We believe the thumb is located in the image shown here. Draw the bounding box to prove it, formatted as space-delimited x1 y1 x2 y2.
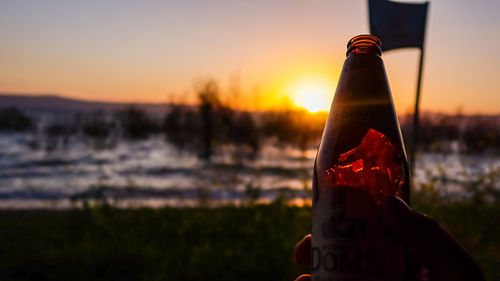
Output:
381 196 485 281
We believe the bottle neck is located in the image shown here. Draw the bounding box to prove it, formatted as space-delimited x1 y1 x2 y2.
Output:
346 35 382 57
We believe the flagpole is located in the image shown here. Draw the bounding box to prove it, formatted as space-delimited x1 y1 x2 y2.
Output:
410 46 425 178
410 1 429 180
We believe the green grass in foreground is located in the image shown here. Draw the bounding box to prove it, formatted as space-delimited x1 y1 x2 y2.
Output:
0 190 498 281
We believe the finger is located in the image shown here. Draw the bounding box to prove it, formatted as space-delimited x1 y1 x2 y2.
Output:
294 234 311 267
294 274 311 281
382 196 485 281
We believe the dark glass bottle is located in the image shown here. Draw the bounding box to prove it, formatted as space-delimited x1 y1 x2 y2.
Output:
311 35 409 281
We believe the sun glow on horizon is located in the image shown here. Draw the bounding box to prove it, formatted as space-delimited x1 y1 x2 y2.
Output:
288 77 334 113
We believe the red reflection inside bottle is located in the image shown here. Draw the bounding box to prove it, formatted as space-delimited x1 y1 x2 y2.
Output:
324 128 404 203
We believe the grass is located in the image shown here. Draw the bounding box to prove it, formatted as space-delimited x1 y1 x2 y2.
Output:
0 190 498 281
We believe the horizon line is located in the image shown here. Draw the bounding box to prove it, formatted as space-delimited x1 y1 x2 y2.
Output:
1 91 499 116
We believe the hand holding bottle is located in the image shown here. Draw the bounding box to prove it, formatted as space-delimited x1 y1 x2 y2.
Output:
294 196 486 281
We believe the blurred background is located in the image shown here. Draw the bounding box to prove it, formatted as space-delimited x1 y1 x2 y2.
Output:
0 0 499 280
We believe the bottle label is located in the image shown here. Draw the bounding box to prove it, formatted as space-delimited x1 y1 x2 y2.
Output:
312 187 404 281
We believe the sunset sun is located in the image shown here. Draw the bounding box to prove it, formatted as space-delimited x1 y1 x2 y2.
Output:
289 77 334 113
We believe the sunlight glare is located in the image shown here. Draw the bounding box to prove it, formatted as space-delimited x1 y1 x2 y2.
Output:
289 77 334 113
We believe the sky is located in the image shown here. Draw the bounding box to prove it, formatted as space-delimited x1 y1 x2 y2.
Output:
1 0 499 114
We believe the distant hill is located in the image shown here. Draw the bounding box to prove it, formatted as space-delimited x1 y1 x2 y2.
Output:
1 93 499 121
0 93 174 115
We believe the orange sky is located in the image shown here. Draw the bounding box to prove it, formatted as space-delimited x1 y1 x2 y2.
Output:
1 0 499 114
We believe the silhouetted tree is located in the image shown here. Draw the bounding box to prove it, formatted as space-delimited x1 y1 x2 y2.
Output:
83 111 114 139
198 80 220 160
116 106 159 140
45 123 76 151
228 111 260 157
82 110 118 149
0 107 32 131
163 105 201 152
260 110 325 151
164 79 263 160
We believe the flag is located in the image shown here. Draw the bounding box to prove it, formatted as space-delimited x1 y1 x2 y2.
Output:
369 0 429 51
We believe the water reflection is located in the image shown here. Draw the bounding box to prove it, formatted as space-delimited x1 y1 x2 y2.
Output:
0 133 499 208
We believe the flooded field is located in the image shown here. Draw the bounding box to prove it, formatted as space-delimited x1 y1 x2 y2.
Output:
0 133 499 208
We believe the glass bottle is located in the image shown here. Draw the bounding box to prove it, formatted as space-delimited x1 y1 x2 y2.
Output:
311 34 409 281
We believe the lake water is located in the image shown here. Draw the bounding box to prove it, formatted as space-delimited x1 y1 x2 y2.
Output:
0 133 498 209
